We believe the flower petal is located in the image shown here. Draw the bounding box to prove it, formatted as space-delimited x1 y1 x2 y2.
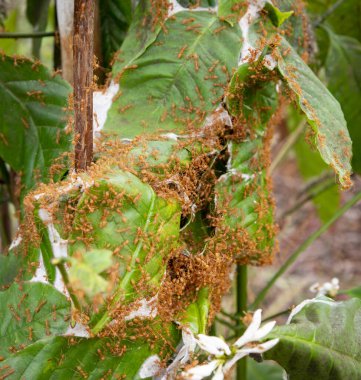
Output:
183 360 220 379
139 355 162 378
183 328 197 353
197 334 231 356
212 364 224 380
253 320 276 341
239 338 280 354
234 309 262 348
223 351 247 373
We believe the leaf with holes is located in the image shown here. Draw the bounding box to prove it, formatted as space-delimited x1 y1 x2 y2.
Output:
276 37 353 188
265 298 361 379
0 282 70 360
0 55 72 198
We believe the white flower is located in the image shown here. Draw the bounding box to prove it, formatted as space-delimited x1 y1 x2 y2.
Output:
196 335 231 356
182 309 279 380
184 360 221 380
139 328 197 380
310 278 340 297
138 355 162 379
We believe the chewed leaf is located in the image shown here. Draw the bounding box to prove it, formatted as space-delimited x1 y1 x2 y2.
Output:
276 37 353 188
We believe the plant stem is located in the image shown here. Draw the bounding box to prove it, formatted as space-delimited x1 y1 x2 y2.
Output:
53 260 82 311
73 0 95 171
220 308 239 321
215 316 239 331
236 265 248 380
0 31 55 39
251 190 361 309
270 120 305 174
262 308 292 322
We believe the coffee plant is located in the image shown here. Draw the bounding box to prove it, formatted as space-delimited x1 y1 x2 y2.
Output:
0 0 360 379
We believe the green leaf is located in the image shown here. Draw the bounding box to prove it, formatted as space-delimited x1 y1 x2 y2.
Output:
342 286 361 299
276 37 352 188
99 0 132 67
180 287 210 334
0 241 40 289
264 3 294 27
308 0 361 42
287 109 340 222
26 0 50 27
0 253 23 289
68 249 113 298
0 334 174 379
0 10 18 55
218 0 245 23
26 0 51 58
65 169 181 331
0 55 72 197
265 298 361 379
0 282 70 360
178 0 216 7
216 80 278 264
324 29 361 174
111 0 163 77
273 0 309 55
326 0 361 42
247 359 284 380
106 11 241 138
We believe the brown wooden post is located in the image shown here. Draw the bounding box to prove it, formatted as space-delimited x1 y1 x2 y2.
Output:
73 0 95 171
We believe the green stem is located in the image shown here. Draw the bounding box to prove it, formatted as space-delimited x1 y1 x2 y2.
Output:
53 259 82 311
215 316 239 331
220 308 239 321
251 190 361 309
236 265 248 380
262 308 292 322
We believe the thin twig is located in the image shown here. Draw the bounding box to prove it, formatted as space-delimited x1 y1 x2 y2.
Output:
270 121 306 174
220 309 239 321
0 31 55 39
281 176 336 219
215 316 239 331
73 0 95 171
262 308 292 322
314 0 347 28
251 190 361 309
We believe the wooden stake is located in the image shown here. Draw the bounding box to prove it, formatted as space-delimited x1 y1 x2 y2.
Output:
73 0 94 171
